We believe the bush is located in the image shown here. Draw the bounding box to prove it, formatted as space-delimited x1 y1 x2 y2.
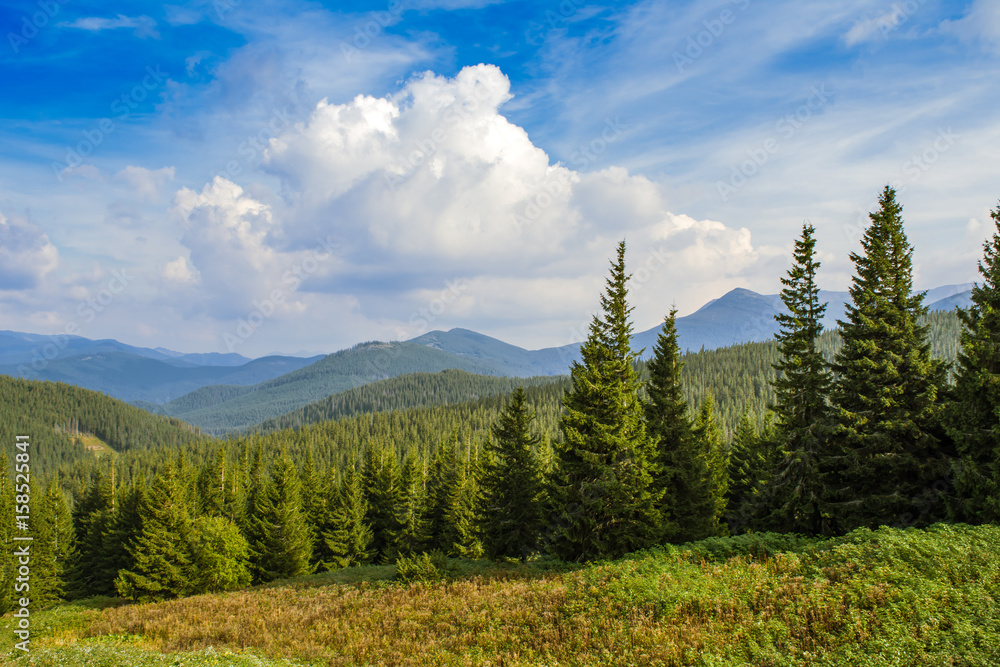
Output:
394 550 452 584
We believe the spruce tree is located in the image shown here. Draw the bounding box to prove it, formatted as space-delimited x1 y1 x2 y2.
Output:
115 464 194 601
362 442 403 562
645 307 698 541
948 202 1000 523
254 454 313 580
68 469 115 597
829 186 950 531
689 395 730 539
441 442 483 559
0 454 16 613
390 451 431 559
32 481 74 607
480 388 545 561
725 410 768 535
427 432 461 552
769 223 833 534
550 240 661 561
323 465 374 569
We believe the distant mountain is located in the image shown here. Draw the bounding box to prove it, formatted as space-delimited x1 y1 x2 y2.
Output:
0 283 973 432
157 341 515 433
0 330 252 367
0 330 322 404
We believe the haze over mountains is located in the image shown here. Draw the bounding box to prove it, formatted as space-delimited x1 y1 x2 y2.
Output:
0 284 972 433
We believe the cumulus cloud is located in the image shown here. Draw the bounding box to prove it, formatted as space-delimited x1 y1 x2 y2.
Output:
0 213 59 291
161 255 199 285
114 166 176 200
172 177 281 317
254 64 773 331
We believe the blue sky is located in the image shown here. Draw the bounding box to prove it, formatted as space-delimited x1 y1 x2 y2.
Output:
1 0 998 356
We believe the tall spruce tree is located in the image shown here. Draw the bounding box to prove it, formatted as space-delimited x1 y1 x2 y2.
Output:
948 202 1000 523
362 443 403 562
645 307 702 542
829 186 950 532
689 395 730 539
725 409 768 535
480 388 545 561
115 464 194 601
0 454 16 613
769 223 833 534
32 481 75 607
323 465 374 569
68 469 115 597
550 240 661 561
390 451 431 559
254 454 314 580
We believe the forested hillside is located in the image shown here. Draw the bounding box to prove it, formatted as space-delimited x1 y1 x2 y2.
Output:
156 341 517 433
0 376 203 474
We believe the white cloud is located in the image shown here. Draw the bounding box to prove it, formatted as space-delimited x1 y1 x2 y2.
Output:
114 166 176 201
172 177 281 317
253 64 772 340
844 8 904 46
59 14 159 39
161 256 199 285
941 0 1000 51
0 212 59 291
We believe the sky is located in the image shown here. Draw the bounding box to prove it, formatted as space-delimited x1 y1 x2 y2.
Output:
1 0 998 357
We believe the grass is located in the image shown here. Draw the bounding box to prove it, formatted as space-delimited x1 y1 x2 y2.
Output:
75 434 114 458
2 525 999 666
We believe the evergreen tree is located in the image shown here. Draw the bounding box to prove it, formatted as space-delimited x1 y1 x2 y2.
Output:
300 449 327 564
0 454 17 613
323 464 374 569
689 395 730 539
480 388 545 561
254 454 313 581
829 186 950 531
725 410 768 535
550 240 661 561
645 307 697 541
362 443 403 562
68 469 115 597
768 223 833 534
427 432 461 552
440 441 483 558
948 202 1000 523
115 464 194 601
197 447 227 517
31 481 75 607
390 451 431 559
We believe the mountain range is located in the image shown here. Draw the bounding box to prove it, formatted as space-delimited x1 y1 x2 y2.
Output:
0 284 972 432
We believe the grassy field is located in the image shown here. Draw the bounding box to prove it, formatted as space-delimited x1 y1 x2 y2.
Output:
2 524 998 666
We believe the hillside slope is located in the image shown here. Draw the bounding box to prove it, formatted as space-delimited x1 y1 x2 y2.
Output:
7 524 998 666
161 341 514 433
0 375 204 475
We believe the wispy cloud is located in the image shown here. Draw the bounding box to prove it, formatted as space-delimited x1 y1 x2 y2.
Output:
59 14 160 39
